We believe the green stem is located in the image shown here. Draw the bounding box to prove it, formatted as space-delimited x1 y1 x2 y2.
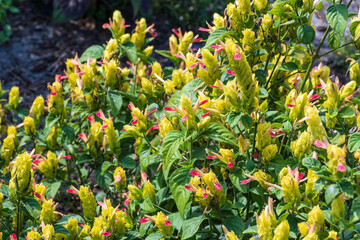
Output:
300 26 331 92
16 198 22 238
144 135 158 151
265 52 282 89
318 41 353 57
0 219 11 234
251 120 258 161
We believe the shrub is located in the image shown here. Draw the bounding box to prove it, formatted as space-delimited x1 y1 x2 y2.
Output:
1 0 360 239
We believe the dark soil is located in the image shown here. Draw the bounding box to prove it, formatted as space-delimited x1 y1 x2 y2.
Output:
0 0 176 108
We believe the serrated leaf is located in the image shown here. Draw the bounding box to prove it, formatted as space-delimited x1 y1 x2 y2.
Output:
279 62 298 71
123 42 138 64
325 184 341 204
107 90 123 117
204 27 229 48
162 131 184 179
326 4 348 37
80 45 104 62
181 214 207 239
297 24 315 44
169 168 192 217
204 122 238 146
328 30 341 49
348 133 360 152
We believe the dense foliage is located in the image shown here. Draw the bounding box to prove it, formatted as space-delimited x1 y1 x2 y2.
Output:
1 0 360 239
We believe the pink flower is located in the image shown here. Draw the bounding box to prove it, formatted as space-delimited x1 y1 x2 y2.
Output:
286 104 295 108
67 189 77 194
124 199 130 205
51 92 57 96
309 94 319 101
206 156 217 159
78 223 85 227
164 219 172 225
314 140 327 149
181 115 188 122
337 163 346 172
132 120 138 125
98 201 107 208
174 54 183 59
148 125 160 132
164 107 176 111
31 154 41 158
63 155 71 159
33 159 43 164
193 38 202 42
213 180 223 190
203 193 209 198
210 85 221 89
115 175 122 182
253 153 260 158
102 232 111 236
128 104 132 110
202 112 211 118
234 53 241 60
211 45 224 51
199 100 209 106
299 173 305 181
102 23 110 29
189 63 198 69
315 84 323 88
190 170 201 176
240 179 252 185
101 125 108 130
227 162 234 168
34 192 42 199
172 28 180 36
140 218 151 223
199 27 210 32
147 108 158 115
311 151 318 159
227 70 235 76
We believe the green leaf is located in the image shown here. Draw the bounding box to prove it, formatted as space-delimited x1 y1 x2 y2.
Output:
140 195 157 213
279 62 298 71
325 184 341 204
107 90 123 116
328 30 341 49
162 131 184 179
54 225 70 235
204 27 229 48
223 216 245 237
23 198 41 219
80 45 104 62
226 111 242 129
302 157 321 171
61 125 75 144
339 106 355 118
341 181 354 199
326 4 348 37
241 115 253 129
348 133 360 152
169 168 192 218
166 79 203 113
297 24 315 44
204 122 238 146
121 154 137 169
101 161 114 175
243 225 258 234
155 50 179 65
181 214 207 239
123 42 138 64
350 20 360 37
46 181 61 199
145 232 165 240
